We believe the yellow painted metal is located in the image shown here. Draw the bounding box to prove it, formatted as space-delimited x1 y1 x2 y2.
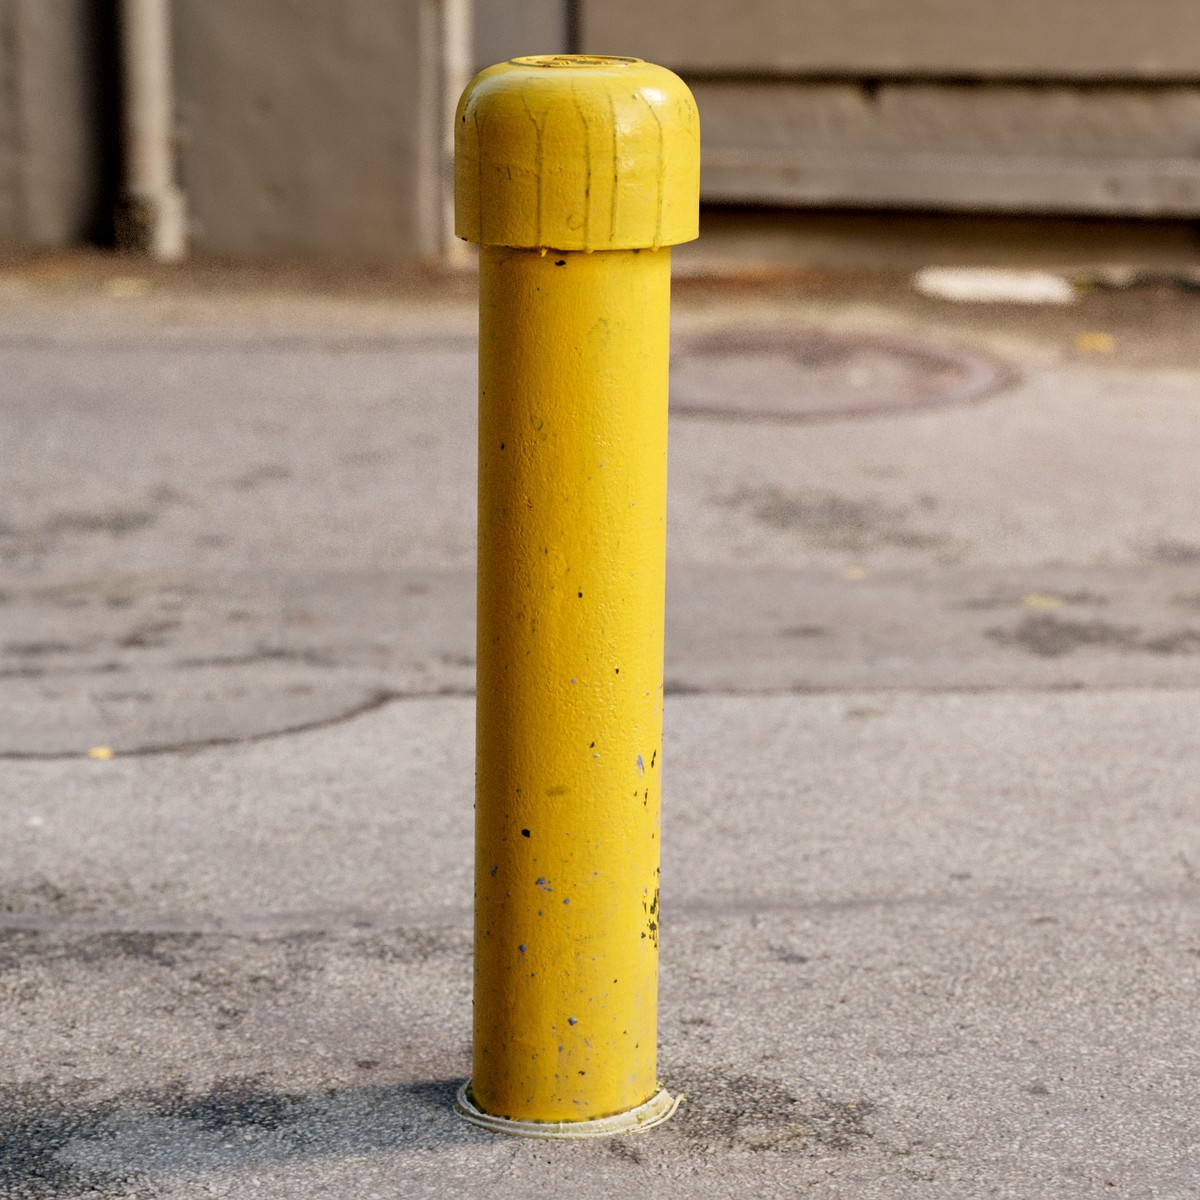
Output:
474 244 670 1123
457 55 699 1127
455 55 700 252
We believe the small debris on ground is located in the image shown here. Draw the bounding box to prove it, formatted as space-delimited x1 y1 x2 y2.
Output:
914 267 1076 306
1074 332 1117 354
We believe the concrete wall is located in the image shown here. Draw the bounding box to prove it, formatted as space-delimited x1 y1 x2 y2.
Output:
695 82 1200 217
0 0 112 249
583 0 1200 78
582 0 1200 217
473 0 566 71
4 0 1200 257
173 0 459 263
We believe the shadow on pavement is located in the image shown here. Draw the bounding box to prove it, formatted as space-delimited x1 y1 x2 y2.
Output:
0 1075 473 1198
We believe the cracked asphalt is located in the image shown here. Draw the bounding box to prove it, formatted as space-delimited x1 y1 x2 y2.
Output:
1 253 1199 1198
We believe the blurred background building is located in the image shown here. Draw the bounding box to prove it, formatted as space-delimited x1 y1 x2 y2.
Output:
3 0 1200 264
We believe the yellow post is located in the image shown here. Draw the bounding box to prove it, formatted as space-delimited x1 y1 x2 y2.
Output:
453 55 700 1137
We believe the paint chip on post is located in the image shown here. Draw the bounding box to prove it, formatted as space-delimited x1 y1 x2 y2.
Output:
914 267 1077 306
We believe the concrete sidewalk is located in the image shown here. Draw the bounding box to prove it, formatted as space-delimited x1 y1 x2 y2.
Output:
1 258 1198 1198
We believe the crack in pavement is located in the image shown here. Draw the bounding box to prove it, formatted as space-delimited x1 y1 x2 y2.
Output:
0 689 410 761
6 679 1200 760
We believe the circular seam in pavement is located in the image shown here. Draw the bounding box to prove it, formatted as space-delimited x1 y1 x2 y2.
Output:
670 327 1015 423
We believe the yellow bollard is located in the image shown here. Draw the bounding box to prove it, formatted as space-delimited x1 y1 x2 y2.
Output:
453 55 700 1137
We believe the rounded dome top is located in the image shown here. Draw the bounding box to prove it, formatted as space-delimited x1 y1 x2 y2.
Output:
455 56 700 252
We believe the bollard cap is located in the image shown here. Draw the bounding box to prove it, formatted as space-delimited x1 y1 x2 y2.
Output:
455 55 700 252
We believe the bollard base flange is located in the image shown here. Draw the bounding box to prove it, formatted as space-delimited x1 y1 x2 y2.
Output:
454 1081 682 1139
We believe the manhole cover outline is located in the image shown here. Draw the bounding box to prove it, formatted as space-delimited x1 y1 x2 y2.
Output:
669 327 1015 423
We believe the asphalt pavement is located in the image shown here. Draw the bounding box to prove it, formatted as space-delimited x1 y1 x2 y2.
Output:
1 254 1198 1198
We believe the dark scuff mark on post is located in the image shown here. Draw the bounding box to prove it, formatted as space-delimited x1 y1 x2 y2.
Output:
642 885 660 948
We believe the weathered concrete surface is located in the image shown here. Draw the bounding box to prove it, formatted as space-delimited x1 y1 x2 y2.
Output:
2 271 1200 750
6 561 1200 755
4 693 1199 1198
1 256 1198 1197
